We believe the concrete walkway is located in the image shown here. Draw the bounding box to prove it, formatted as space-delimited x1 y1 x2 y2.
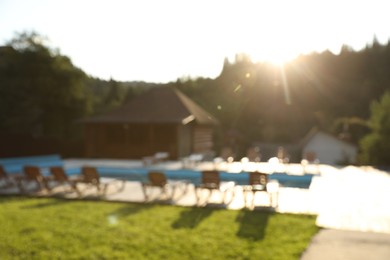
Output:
301 229 390 260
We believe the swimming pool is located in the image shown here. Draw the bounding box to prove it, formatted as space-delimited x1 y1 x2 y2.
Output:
76 167 317 189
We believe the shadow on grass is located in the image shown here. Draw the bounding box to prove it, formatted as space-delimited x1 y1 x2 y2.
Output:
108 203 155 220
0 195 19 204
21 198 70 209
235 210 272 241
171 207 215 229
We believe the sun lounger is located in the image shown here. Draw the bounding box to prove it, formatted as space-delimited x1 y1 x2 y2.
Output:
246 147 261 162
195 170 235 204
242 172 277 208
301 151 320 174
182 153 204 168
49 166 83 194
76 166 125 195
21 166 53 193
0 165 24 190
142 152 169 166
142 171 173 201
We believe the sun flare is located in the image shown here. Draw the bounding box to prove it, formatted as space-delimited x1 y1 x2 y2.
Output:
263 51 297 66
246 43 302 66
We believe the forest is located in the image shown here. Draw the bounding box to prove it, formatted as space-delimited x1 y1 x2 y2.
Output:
1 32 390 164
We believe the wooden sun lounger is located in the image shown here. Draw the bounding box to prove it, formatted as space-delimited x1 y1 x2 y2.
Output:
75 166 125 195
0 165 24 190
21 166 53 193
195 170 235 204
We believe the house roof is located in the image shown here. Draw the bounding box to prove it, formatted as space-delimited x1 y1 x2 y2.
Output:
82 87 219 125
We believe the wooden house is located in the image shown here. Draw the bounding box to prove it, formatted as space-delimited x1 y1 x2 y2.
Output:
82 87 218 159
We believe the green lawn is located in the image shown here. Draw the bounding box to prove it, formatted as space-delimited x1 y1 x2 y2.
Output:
0 196 318 259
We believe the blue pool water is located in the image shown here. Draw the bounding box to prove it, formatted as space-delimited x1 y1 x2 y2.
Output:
69 167 317 189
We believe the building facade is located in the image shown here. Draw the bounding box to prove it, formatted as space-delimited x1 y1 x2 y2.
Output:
82 87 218 159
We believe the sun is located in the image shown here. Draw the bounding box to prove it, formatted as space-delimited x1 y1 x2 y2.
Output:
247 47 300 66
265 52 297 66
241 31 308 66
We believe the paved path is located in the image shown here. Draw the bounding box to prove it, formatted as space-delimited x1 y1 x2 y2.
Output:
301 229 390 260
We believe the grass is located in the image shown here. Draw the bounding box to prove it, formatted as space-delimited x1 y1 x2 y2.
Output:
0 196 319 259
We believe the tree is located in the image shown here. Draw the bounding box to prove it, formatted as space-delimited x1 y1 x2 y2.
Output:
103 78 123 111
0 32 91 138
359 92 390 165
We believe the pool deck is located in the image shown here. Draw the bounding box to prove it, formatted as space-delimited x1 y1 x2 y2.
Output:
2 159 390 259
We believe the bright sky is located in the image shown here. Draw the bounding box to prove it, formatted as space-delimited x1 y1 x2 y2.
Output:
1 0 389 83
